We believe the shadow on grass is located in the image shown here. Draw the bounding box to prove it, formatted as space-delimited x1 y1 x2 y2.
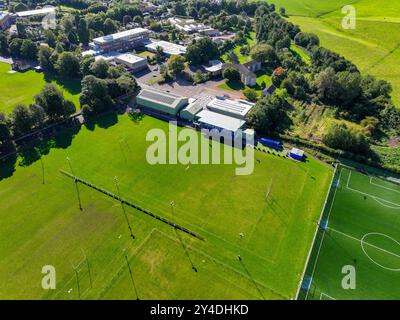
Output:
223 81 244 91
0 154 17 180
84 111 119 131
44 72 82 96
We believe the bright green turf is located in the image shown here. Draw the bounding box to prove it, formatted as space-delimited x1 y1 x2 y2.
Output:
0 114 332 299
274 0 400 104
303 166 400 300
0 62 81 115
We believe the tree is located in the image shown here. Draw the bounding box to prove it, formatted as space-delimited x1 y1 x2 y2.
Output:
34 84 72 120
133 15 142 25
222 67 241 82
116 75 137 95
9 104 34 137
336 71 361 106
80 75 113 114
123 15 132 25
250 43 276 65
226 51 239 64
294 32 319 50
90 59 110 78
281 71 309 100
167 55 185 76
38 46 54 72
0 114 14 153
323 123 369 155
186 37 219 65
9 38 23 57
313 67 339 102
20 39 38 60
243 87 258 102
0 32 9 54
44 29 57 48
56 52 81 78
246 94 288 135
380 106 400 133
103 18 118 34
78 19 90 45
29 104 46 129
80 56 95 77
271 67 286 87
155 46 164 64
16 18 29 38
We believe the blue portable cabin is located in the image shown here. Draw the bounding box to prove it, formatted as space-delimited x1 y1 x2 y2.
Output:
290 147 305 161
259 137 282 149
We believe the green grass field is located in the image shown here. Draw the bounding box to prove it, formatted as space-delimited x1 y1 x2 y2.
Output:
0 113 332 299
299 165 400 300
272 0 400 104
0 62 81 115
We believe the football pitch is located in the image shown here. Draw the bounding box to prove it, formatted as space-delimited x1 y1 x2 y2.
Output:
0 113 332 299
298 165 400 300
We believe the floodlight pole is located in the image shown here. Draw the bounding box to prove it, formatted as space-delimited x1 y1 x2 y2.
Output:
66 157 83 211
74 268 81 299
86 258 93 289
237 232 244 261
114 177 135 240
125 253 139 300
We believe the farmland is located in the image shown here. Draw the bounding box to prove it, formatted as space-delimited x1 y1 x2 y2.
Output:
271 0 400 104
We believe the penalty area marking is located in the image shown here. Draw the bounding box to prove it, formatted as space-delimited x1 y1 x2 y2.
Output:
346 171 400 209
327 227 400 272
320 292 336 300
369 177 400 194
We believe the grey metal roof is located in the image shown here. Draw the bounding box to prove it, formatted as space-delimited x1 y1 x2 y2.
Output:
137 88 187 108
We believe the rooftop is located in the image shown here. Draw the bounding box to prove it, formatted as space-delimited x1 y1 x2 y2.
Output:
207 97 255 118
204 60 224 73
290 148 305 157
137 88 187 108
94 52 120 62
16 7 55 17
93 28 151 44
145 40 186 55
115 53 146 64
197 109 245 132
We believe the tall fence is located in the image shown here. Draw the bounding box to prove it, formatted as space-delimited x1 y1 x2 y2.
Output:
59 169 204 241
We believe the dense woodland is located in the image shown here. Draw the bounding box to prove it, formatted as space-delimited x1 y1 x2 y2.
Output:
0 0 399 172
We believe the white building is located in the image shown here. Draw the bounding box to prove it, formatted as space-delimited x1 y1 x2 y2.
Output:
206 97 255 120
145 40 186 56
16 7 55 17
91 28 151 53
114 53 148 72
168 17 212 34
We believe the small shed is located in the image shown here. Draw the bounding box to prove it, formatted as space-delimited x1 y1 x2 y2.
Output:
290 148 305 161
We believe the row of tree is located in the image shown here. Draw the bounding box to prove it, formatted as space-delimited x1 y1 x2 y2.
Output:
0 84 76 153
